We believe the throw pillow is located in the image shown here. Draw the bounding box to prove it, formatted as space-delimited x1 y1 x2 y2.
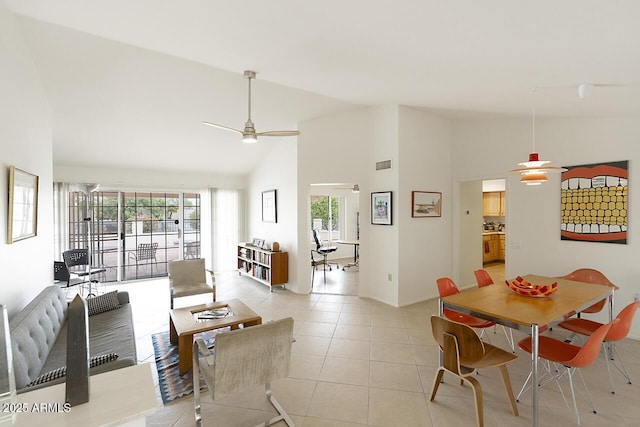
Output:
26 353 119 388
87 290 121 316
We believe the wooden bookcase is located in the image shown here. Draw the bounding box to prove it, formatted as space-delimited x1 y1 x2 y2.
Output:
237 244 288 290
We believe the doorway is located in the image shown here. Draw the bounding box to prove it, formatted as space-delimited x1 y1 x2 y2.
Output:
309 184 360 295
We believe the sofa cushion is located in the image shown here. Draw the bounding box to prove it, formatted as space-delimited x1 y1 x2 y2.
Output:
87 291 121 316
26 353 120 388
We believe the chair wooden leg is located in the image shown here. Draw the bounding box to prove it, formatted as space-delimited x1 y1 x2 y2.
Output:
498 365 519 416
430 368 446 401
463 375 484 427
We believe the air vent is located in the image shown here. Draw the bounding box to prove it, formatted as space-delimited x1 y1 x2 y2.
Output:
376 160 391 170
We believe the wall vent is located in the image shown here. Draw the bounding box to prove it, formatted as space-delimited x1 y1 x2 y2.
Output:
376 160 391 170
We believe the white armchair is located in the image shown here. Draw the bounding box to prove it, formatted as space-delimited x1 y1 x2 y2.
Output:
192 317 295 427
168 258 215 309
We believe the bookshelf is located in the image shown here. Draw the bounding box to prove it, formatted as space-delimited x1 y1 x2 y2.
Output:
237 244 288 290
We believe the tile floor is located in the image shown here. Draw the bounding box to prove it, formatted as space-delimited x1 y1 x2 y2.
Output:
104 268 640 426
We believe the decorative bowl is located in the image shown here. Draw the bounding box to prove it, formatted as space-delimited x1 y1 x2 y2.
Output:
505 276 558 297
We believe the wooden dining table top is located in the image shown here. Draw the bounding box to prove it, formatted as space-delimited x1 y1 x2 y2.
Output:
441 274 613 329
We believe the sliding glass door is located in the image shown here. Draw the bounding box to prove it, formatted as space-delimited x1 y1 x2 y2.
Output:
67 190 201 282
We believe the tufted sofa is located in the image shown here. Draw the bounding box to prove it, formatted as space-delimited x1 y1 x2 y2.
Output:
9 285 137 393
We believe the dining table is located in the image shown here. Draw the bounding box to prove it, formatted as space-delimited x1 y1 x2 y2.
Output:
439 274 614 427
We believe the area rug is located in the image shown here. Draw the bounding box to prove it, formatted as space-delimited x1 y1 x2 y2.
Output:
151 328 228 404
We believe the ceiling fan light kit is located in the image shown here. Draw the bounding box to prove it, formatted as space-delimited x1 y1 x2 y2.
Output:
203 70 300 144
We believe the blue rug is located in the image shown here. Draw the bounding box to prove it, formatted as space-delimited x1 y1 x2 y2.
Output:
151 328 227 404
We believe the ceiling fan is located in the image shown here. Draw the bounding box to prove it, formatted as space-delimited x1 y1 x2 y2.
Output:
203 70 300 143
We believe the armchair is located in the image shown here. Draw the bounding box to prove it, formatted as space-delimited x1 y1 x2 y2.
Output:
168 258 215 309
193 317 295 427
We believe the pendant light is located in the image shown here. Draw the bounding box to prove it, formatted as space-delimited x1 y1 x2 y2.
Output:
509 90 565 185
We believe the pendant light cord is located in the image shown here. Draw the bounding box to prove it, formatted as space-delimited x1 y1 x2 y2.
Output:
532 88 537 153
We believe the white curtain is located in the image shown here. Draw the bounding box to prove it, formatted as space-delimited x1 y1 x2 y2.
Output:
211 188 246 272
53 182 70 260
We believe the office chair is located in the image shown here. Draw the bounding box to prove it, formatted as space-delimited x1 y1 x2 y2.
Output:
62 249 106 297
311 229 338 283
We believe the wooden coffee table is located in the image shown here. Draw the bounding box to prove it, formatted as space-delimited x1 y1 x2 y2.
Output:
169 299 262 374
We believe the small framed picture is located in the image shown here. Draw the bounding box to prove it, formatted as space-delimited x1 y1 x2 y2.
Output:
412 191 442 218
262 189 277 223
371 191 392 225
252 238 265 248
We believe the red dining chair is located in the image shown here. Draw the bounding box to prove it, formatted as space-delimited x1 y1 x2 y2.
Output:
558 301 640 394
436 277 495 340
517 319 618 425
473 269 515 352
560 268 619 317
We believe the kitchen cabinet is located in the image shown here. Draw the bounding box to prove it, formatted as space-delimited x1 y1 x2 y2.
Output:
483 191 505 216
482 233 505 263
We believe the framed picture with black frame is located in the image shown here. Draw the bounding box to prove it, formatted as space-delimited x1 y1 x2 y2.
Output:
371 191 392 225
262 189 277 223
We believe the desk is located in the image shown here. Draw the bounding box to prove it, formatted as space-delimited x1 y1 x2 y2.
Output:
336 240 359 270
440 274 613 427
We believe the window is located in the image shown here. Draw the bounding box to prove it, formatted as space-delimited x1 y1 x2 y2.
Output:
310 195 341 242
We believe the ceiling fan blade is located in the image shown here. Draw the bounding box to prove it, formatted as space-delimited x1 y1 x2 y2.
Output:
202 121 243 135
256 130 301 137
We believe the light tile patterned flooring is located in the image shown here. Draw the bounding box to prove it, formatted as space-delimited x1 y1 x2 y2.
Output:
105 267 640 426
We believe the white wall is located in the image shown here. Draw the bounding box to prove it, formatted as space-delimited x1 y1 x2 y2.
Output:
247 139 300 292
397 107 452 305
451 117 640 338
364 106 400 306
0 4 54 317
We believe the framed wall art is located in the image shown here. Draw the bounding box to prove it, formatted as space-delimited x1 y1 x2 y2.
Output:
262 189 277 223
7 166 39 244
371 191 392 225
411 191 442 218
560 160 628 244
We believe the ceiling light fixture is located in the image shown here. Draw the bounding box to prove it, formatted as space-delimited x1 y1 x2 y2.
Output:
509 89 566 185
578 83 594 100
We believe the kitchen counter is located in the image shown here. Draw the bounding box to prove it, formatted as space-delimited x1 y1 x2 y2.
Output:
482 231 505 235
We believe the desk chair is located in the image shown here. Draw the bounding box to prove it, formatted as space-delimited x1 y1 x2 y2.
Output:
62 249 106 297
311 229 338 284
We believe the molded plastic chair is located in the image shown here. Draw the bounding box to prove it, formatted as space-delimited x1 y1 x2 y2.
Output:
430 315 519 427
517 319 617 425
560 268 619 317
193 317 295 427
558 301 640 394
436 277 495 334
473 269 515 351
168 258 215 309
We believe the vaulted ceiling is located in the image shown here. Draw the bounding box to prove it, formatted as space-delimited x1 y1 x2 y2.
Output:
6 1 640 175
